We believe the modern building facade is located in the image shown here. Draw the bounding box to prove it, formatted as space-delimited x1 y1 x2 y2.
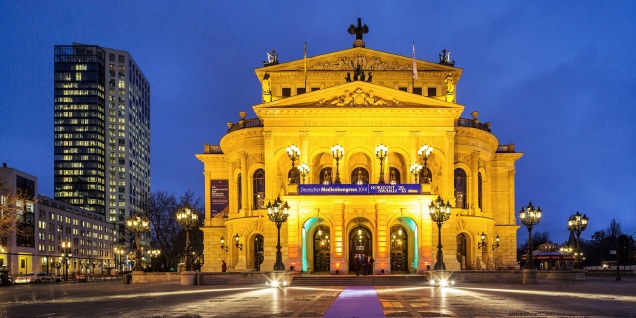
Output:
1 165 114 277
53 43 151 245
197 29 523 274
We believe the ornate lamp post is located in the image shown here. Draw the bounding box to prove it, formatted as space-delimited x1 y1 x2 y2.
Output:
375 144 388 184
519 202 542 269
418 144 433 183
60 241 72 281
429 196 452 270
176 206 199 271
567 211 588 269
298 163 310 184
125 214 150 272
409 163 422 184
286 144 300 184
331 144 344 184
267 196 289 271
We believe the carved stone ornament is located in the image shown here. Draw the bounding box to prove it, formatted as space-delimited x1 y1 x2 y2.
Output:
325 88 394 107
307 54 412 71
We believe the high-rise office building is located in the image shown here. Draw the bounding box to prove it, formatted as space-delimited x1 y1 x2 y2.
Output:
54 43 150 243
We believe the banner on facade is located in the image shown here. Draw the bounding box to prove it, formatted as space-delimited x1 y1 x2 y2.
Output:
298 184 420 195
210 180 229 215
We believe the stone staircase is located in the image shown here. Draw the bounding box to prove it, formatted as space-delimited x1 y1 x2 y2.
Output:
290 274 428 286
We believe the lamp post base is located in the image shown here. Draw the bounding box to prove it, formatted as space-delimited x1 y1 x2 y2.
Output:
522 269 538 284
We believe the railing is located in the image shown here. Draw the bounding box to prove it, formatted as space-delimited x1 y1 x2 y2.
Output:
455 118 491 132
204 144 223 154
496 144 515 153
227 118 263 133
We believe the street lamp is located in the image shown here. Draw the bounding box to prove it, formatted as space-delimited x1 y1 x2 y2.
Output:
298 163 310 184
375 144 388 184
234 233 243 250
478 232 486 250
567 211 588 269
409 163 422 184
519 202 542 269
60 241 72 282
286 144 300 184
147 249 160 272
176 206 199 271
429 196 452 270
220 236 228 252
331 144 344 184
266 196 289 271
125 214 150 272
492 235 500 250
418 144 433 183
114 245 125 273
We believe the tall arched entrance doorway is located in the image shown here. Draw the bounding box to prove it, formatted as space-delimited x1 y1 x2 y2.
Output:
313 227 330 272
254 234 264 271
456 233 467 270
390 225 408 272
348 225 372 273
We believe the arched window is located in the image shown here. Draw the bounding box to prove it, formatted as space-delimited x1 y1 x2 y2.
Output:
419 167 432 184
454 168 467 209
237 173 242 210
252 169 265 210
388 167 401 184
287 168 299 184
350 167 369 184
478 172 483 209
319 168 332 184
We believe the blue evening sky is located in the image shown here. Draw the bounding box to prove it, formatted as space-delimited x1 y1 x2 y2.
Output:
1 1 635 245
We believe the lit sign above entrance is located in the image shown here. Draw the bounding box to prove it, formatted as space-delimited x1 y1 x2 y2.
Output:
298 184 420 195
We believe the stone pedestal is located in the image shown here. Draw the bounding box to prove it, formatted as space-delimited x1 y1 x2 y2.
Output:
287 183 298 194
420 183 431 194
522 269 538 284
181 271 197 286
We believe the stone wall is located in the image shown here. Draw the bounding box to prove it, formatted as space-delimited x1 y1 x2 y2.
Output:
131 272 181 284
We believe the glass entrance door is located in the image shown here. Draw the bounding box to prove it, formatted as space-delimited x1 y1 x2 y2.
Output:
390 225 408 272
348 226 372 273
254 234 264 271
313 227 330 272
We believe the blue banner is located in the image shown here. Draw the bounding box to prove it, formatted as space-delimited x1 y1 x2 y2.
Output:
298 184 420 195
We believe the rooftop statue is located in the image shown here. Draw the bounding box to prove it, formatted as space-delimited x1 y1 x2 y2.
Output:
348 18 369 48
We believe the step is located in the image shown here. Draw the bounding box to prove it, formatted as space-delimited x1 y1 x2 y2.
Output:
290 275 428 286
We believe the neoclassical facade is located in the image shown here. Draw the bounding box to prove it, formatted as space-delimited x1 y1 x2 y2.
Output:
197 36 522 274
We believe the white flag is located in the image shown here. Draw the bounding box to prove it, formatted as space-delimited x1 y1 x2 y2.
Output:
412 41 418 80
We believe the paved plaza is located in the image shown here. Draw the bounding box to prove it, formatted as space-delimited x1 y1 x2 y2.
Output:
0 276 634 317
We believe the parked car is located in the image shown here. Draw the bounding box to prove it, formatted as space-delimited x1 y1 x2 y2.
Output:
14 273 56 284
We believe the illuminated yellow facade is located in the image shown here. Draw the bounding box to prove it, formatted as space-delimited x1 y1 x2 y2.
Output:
197 44 522 274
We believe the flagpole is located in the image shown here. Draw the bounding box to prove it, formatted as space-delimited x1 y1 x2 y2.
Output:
304 41 307 90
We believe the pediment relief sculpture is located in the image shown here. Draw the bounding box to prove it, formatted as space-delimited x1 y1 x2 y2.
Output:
319 88 397 107
306 53 412 71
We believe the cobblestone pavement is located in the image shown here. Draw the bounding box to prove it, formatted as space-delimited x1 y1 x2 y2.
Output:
0 276 634 317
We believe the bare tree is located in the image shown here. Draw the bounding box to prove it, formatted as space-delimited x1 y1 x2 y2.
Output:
0 171 36 239
146 190 203 271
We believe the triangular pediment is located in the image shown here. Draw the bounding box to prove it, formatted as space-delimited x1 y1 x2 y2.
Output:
254 81 463 111
255 47 462 79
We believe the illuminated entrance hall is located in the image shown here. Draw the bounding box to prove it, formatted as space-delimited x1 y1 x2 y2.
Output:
197 20 522 274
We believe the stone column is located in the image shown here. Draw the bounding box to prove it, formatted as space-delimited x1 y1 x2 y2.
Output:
240 151 248 216
470 151 480 215
203 171 212 225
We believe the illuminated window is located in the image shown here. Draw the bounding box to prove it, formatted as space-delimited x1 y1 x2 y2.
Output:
252 169 265 209
454 168 467 209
